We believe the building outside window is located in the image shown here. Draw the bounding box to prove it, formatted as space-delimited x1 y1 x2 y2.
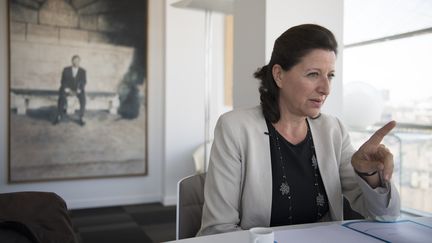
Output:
343 0 432 215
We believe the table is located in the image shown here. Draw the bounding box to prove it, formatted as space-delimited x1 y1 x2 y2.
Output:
166 217 432 243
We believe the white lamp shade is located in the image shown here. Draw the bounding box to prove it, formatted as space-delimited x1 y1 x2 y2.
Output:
171 0 234 14
343 82 384 129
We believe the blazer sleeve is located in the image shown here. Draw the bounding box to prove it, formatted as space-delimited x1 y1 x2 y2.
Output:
197 113 243 236
337 118 401 221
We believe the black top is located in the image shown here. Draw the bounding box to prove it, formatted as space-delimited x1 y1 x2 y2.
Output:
266 120 329 227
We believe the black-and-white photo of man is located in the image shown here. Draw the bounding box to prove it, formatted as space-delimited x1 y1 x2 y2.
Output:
53 55 87 126
9 0 148 182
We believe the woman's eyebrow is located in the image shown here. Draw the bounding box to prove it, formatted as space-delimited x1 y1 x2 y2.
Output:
305 68 335 73
304 68 321 72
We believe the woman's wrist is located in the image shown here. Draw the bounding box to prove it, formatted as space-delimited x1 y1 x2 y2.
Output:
354 169 378 177
355 169 382 188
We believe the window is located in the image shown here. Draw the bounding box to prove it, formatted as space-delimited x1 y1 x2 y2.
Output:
344 0 432 215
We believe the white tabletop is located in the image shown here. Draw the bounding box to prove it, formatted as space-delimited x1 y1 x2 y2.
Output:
166 217 432 243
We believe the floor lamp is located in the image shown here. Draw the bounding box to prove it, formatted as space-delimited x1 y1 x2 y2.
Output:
172 0 233 172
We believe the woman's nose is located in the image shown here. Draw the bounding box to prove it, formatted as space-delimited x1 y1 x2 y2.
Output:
318 76 330 95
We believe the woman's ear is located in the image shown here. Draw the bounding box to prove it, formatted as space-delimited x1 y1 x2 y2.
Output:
272 64 284 88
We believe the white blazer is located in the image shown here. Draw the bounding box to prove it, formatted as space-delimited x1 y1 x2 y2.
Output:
197 106 400 236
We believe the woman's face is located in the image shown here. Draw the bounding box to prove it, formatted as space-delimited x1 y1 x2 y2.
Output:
272 49 336 119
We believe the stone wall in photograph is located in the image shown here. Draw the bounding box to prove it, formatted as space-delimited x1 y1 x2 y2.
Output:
9 0 135 93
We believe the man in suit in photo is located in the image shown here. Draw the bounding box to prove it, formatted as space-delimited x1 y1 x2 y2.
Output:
53 55 87 126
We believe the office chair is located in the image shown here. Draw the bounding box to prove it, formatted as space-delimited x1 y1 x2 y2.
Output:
0 191 77 243
176 173 206 240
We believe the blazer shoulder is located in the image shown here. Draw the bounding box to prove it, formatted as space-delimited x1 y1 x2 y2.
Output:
218 106 264 126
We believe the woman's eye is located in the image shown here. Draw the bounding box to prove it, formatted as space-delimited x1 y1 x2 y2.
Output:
307 72 319 78
328 73 335 80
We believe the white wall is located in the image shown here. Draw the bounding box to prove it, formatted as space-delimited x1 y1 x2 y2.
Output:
232 0 266 109
163 0 226 204
233 0 344 117
0 0 166 209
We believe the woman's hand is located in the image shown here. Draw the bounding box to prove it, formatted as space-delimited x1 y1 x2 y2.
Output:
351 121 396 188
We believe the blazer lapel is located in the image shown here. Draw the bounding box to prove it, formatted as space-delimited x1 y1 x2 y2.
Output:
260 120 273 226
238 110 273 229
308 117 343 221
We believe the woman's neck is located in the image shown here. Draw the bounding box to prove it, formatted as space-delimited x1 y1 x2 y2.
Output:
273 108 308 145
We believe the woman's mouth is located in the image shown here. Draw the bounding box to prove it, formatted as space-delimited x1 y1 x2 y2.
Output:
309 98 324 108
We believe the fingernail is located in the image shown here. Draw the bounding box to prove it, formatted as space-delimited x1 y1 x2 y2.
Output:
385 174 390 181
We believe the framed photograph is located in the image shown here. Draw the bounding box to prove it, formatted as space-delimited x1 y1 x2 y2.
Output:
8 0 148 182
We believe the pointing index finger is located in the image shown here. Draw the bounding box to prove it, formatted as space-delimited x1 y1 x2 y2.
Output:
366 121 397 146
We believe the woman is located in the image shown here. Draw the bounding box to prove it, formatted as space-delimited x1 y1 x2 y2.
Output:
197 24 400 236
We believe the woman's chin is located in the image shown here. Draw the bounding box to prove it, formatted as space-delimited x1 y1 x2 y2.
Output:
306 109 321 119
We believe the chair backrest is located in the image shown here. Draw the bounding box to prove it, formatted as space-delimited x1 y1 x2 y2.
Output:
176 173 206 240
192 140 213 174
